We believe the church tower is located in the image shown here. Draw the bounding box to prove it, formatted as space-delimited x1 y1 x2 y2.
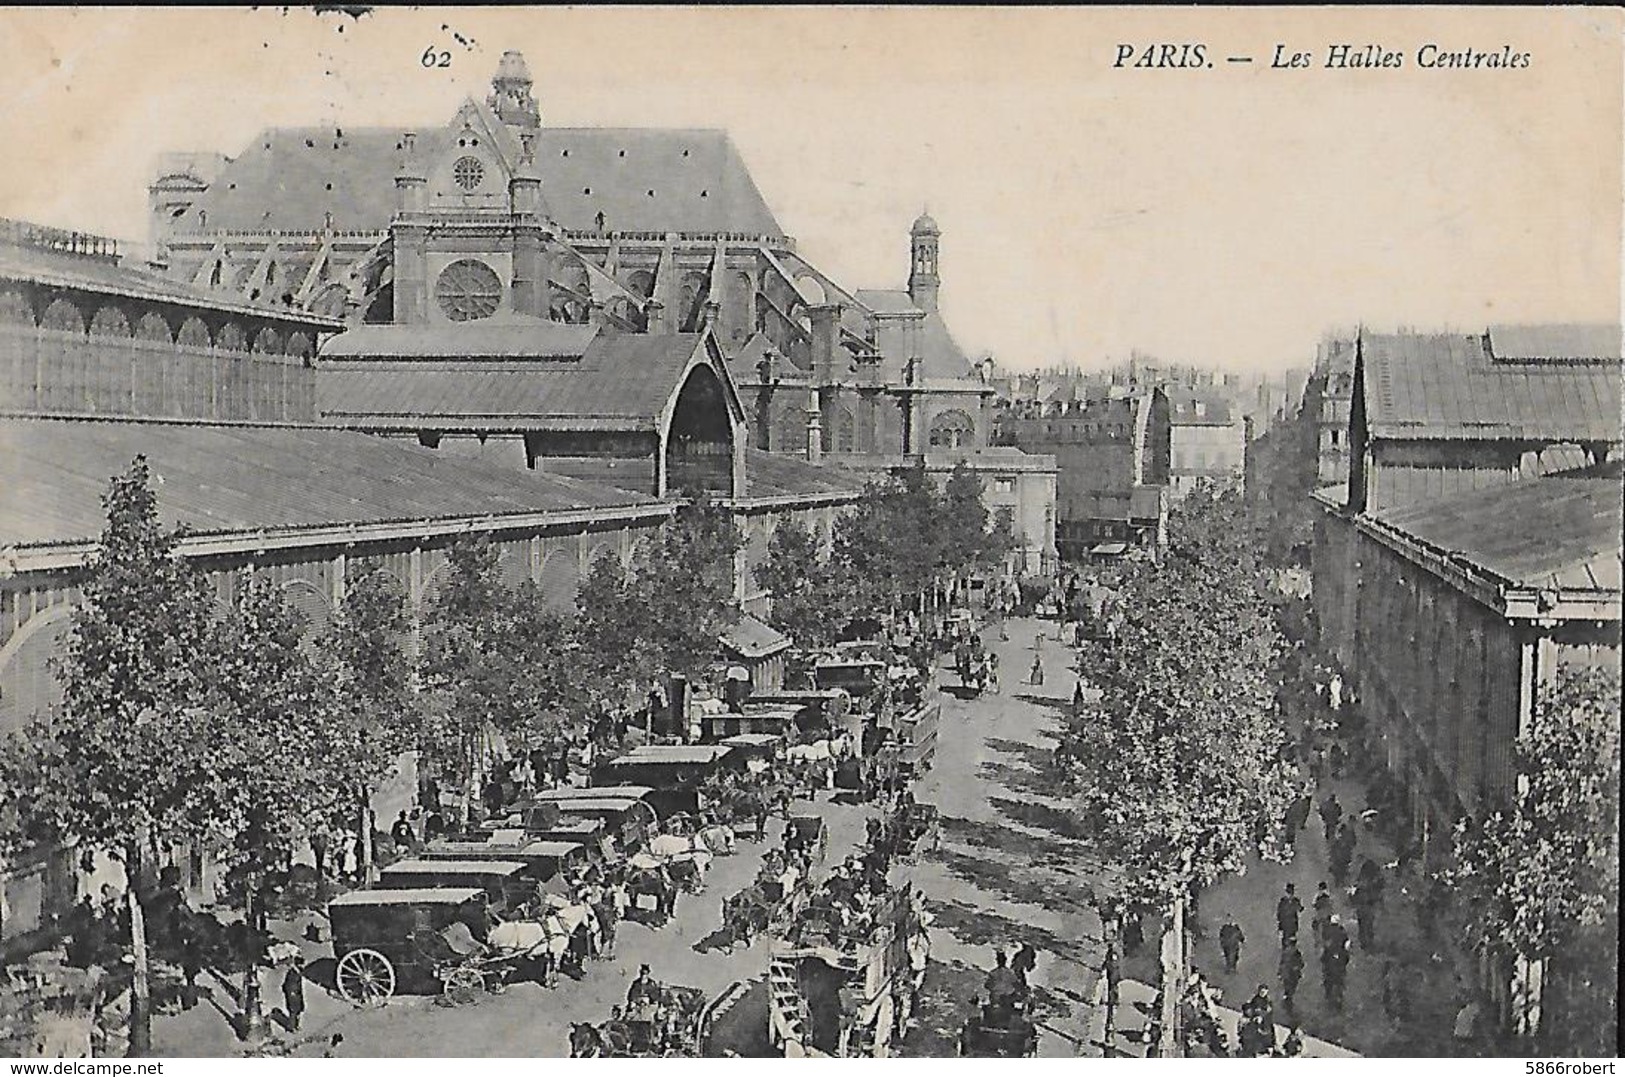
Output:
908 211 941 313
488 50 541 129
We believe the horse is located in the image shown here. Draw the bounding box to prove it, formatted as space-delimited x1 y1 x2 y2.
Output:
569 1022 605 1058
648 833 716 891
721 885 773 949
695 822 736 855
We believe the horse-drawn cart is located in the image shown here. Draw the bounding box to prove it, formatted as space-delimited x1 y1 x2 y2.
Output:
327 887 490 1002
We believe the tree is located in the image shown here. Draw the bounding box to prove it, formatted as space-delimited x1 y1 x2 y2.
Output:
194 574 348 1042
1062 486 1298 1055
1444 665 1621 1055
755 519 845 651
312 562 419 884
631 495 742 678
574 548 658 704
418 538 517 817
27 457 217 1056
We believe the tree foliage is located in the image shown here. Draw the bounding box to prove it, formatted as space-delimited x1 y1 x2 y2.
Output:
1444 664 1621 1054
629 495 742 677
1064 485 1298 910
754 520 846 650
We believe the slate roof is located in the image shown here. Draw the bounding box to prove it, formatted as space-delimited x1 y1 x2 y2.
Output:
318 328 709 430
170 126 781 236
1360 330 1623 441
1372 461 1623 592
0 417 659 549
0 231 342 329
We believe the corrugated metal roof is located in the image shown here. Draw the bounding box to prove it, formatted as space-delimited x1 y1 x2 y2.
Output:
317 329 706 427
1373 462 1623 591
1362 331 1623 441
0 417 658 549
171 126 781 236
526 786 654 803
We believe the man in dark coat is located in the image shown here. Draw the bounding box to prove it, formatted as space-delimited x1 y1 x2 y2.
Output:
282 958 306 1032
1275 883 1303 947
1319 793 1342 843
984 950 1025 1020
1219 918 1245 973
1279 943 1304 1012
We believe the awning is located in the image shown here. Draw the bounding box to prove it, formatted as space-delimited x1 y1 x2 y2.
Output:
1090 542 1129 556
720 614 792 659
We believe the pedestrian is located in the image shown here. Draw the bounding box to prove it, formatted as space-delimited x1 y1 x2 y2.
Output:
1284 793 1312 847
1029 653 1045 686
281 957 306 1032
1352 881 1379 950
1330 822 1357 885
1279 1026 1305 1057
1279 943 1304 1012
1311 881 1334 943
390 810 416 852
1123 911 1145 956
1219 918 1245 974
1319 793 1342 844
1320 916 1350 1009
1011 942 1038 984
323 1033 345 1058
1275 883 1302 947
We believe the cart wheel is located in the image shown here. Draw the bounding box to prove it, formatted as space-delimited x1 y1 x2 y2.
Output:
440 963 485 1001
336 947 396 1004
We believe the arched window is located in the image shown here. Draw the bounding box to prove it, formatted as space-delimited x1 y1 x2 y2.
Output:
88 307 133 415
678 272 707 332
40 299 85 413
133 312 173 414
605 296 646 333
0 290 34 409
626 270 655 299
538 550 578 613
216 323 247 419
928 409 976 450
832 404 856 454
0 290 33 325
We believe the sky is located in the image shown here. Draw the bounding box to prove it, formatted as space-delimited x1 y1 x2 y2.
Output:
0 6 1619 373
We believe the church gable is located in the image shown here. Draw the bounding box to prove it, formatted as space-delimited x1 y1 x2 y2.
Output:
426 101 517 212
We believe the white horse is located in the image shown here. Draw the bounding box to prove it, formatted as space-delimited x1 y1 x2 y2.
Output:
489 903 601 985
647 833 716 887
695 823 736 855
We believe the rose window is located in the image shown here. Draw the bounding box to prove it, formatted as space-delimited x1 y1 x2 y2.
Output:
452 155 485 191
435 259 503 321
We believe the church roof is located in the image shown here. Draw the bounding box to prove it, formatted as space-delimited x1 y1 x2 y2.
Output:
317 327 724 431
1359 329 1622 442
170 126 782 237
0 416 659 550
